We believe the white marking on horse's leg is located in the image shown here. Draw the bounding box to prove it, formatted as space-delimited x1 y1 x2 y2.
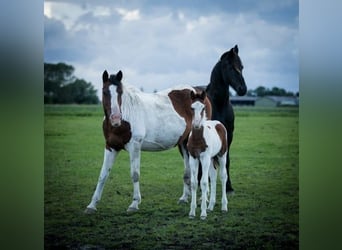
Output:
220 154 228 212
189 157 198 219
208 160 217 211
200 156 210 220
178 145 191 204
127 137 142 212
85 148 117 213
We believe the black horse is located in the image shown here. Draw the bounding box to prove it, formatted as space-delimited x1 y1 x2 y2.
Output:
202 45 247 194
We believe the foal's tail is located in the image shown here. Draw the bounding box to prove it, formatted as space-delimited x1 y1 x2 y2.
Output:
213 156 219 169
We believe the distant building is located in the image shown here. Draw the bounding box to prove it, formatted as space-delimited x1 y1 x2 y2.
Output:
230 96 257 106
229 95 299 107
254 96 299 107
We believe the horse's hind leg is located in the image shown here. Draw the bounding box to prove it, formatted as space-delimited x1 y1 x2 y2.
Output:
85 148 118 214
219 154 228 212
178 144 191 204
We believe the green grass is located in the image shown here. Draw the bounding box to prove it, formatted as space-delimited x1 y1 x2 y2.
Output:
45 105 298 249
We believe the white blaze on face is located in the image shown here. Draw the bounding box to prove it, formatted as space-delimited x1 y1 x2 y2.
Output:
191 101 205 129
109 85 122 127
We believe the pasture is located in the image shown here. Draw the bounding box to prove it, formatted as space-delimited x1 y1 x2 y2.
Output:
45 105 298 249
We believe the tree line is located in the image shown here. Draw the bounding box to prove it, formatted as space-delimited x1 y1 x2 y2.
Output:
44 62 99 104
45 62 298 104
246 86 299 97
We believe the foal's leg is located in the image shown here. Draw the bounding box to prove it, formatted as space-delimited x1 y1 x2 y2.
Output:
189 157 199 219
178 144 191 204
208 160 217 211
85 148 118 214
127 137 143 212
200 156 211 220
219 153 228 212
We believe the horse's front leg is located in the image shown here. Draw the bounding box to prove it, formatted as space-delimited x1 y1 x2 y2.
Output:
178 144 191 204
85 148 118 214
226 126 234 194
208 160 217 211
200 156 210 220
126 137 143 212
189 157 199 219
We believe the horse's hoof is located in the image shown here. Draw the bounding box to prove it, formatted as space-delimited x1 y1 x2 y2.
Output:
222 209 228 213
84 207 96 214
189 215 195 219
178 199 188 205
127 207 139 213
227 190 235 196
200 216 207 220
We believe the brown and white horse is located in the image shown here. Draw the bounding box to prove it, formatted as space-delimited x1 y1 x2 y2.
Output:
187 90 228 219
85 70 211 213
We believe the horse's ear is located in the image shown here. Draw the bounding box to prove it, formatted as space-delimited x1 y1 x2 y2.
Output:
190 90 196 100
103 70 109 83
116 70 123 81
233 44 239 54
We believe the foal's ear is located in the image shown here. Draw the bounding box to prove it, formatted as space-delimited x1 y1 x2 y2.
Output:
200 91 207 100
190 90 196 100
116 70 123 81
103 70 109 82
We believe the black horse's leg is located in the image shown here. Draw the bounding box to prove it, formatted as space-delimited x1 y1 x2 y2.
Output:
226 129 234 194
226 103 235 194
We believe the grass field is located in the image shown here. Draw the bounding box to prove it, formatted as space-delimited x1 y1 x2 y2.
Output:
44 105 298 249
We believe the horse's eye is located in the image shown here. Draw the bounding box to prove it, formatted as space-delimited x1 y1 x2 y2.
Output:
234 67 242 74
103 90 109 96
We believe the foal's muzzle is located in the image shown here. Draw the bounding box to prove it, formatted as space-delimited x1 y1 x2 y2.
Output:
110 113 122 127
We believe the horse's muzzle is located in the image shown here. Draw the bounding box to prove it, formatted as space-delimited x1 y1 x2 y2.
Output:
110 113 122 127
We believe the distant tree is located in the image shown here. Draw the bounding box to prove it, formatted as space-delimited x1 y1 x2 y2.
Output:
255 86 267 97
44 63 75 103
252 85 297 97
246 89 257 96
271 87 286 96
44 62 99 104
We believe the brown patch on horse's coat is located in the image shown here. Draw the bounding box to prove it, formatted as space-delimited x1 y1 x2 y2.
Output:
168 89 194 145
103 119 132 151
168 89 212 145
215 123 227 156
187 126 208 158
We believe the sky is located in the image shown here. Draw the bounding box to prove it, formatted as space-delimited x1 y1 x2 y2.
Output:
44 0 298 97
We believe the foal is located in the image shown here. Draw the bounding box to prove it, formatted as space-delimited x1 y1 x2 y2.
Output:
187 90 228 219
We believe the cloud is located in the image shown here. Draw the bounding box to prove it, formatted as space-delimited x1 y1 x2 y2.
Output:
116 8 140 21
44 0 298 97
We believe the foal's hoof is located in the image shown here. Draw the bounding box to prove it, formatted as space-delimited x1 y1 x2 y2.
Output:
84 207 96 214
189 215 195 219
127 207 139 213
200 216 207 220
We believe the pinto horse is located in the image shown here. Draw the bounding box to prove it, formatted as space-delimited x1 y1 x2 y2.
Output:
202 45 247 194
84 70 211 213
187 90 228 219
